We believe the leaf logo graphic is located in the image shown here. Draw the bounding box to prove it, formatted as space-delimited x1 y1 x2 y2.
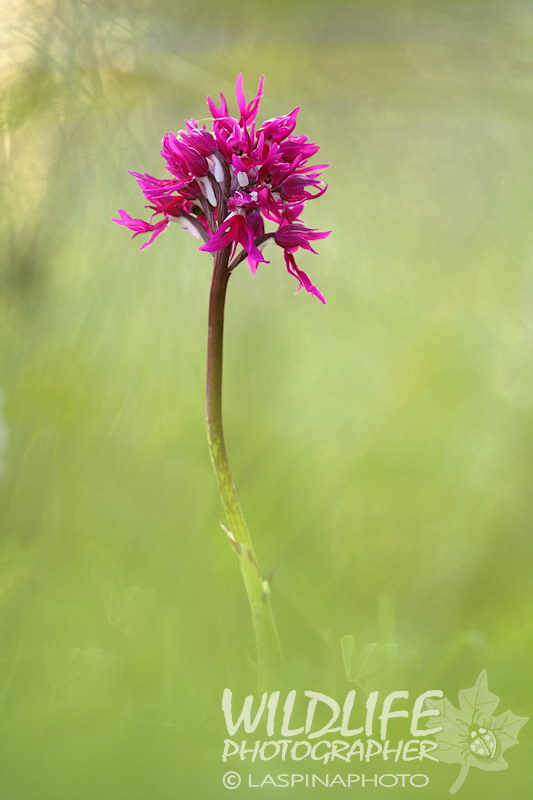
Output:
425 670 528 794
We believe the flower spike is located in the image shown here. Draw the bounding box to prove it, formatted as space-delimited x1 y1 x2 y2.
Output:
113 75 330 302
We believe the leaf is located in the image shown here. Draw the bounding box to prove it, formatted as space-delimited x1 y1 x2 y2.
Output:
491 708 529 758
492 708 528 744
103 584 140 628
44 641 104 692
424 696 468 765
457 670 499 718
340 635 356 680
353 642 381 683
340 637 420 691
424 671 529 794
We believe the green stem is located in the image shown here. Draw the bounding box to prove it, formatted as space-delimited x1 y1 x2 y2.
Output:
449 763 469 795
205 245 283 687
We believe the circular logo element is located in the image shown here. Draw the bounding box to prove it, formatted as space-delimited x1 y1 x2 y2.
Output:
222 771 241 790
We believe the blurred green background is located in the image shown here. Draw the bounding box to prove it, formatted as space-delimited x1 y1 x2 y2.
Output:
0 0 532 797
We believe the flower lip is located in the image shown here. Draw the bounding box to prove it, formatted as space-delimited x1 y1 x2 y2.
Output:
199 213 269 265
111 209 170 250
284 251 326 304
274 224 331 254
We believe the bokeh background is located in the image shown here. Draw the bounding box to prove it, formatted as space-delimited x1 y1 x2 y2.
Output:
0 0 532 797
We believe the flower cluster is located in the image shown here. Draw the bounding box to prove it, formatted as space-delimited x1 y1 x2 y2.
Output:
112 75 330 303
